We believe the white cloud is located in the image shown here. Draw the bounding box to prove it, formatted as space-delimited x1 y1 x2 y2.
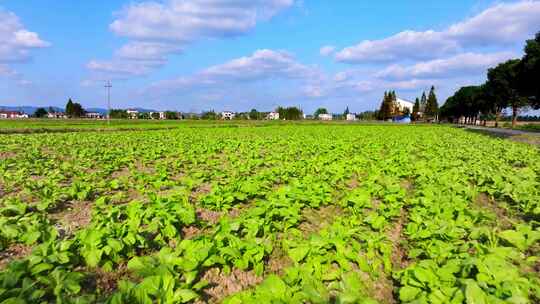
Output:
110 0 294 42
86 59 164 78
375 52 516 80
447 1 540 45
336 30 458 63
149 49 318 92
88 0 295 78
320 45 336 56
115 42 183 61
0 8 50 63
334 1 540 64
201 49 315 80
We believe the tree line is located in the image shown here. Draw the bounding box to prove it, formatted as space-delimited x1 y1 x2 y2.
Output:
33 99 86 118
440 32 540 127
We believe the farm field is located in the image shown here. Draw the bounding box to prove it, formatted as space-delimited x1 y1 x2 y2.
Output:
0 124 539 303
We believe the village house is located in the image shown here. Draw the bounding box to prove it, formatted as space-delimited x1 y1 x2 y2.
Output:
85 112 103 119
0 111 29 119
222 111 235 120
346 113 357 121
396 97 414 113
47 112 67 119
318 113 333 121
126 109 139 119
267 112 280 120
149 111 166 120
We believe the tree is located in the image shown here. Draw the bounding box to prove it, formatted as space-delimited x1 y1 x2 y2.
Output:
277 106 303 120
425 86 439 121
487 59 528 128
314 108 328 118
378 91 394 120
165 111 179 120
357 111 378 120
420 92 427 113
440 85 487 124
65 99 74 117
109 109 128 119
201 110 218 120
343 106 350 116
65 99 85 118
34 108 48 118
249 109 260 120
518 31 540 108
412 98 420 121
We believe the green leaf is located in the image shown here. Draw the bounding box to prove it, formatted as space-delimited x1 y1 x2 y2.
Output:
174 289 199 303
30 263 53 275
84 249 103 268
288 245 310 263
399 286 422 302
464 280 488 304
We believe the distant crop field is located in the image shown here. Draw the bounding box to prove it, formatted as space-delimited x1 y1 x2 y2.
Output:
0 124 539 303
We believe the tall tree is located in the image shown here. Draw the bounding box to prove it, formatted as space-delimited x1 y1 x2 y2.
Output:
420 92 427 112
34 108 48 118
343 106 350 116
487 59 527 128
412 98 420 121
278 106 303 120
518 31 540 108
314 107 328 118
72 102 85 118
425 86 439 121
65 99 74 117
249 109 259 120
378 91 394 120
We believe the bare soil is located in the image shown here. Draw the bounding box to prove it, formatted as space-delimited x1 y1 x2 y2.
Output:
198 267 263 303
197 208 223 225
299 205 343 236
50 201 93 237
474 193 514 229
0 243 33 269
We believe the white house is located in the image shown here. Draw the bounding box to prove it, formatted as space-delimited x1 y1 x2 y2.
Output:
126 109 139 119
318 113 333 121
0 111 29 119
396 98 414 113
267 112 280 120
222 111 235 120
149 111 166 120
47 112 67 119
346 114 357 121
85 112 103 119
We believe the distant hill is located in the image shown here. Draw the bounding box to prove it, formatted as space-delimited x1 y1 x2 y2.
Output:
0 106 63 115
0 106 158 115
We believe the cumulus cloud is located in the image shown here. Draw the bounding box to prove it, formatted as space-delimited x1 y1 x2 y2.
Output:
319 45 336 56
336 31 458 63
88 0 295 78
375 52 516 80
110 0 294 42
115 42 183 61
335 1 540 64
0 8 50 63
149 49 318 92
86 59 164 78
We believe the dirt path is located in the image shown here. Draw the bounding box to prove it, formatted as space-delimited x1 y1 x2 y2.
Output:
460 125 540 146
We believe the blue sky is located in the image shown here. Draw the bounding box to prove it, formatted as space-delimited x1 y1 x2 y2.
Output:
1 0 539 114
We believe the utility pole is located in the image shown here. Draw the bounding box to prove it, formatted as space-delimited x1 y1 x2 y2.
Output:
105 81 112 125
